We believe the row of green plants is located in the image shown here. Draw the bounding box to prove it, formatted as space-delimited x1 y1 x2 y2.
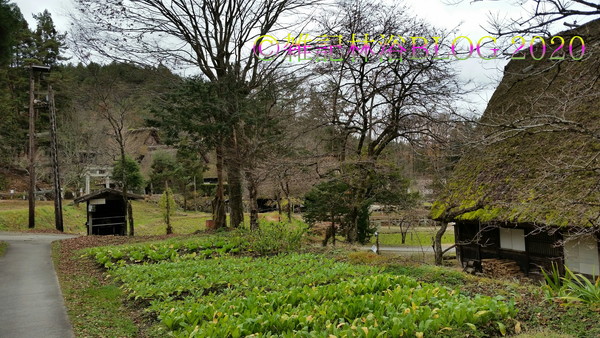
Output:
149 272 516 337
108 254 379 302
87 234 517 337
86 221 307 268
87 236 244 268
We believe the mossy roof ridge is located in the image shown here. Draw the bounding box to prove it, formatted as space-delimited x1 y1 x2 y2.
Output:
433 19 600 227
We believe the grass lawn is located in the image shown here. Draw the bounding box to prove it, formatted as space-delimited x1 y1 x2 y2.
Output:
369 226 455 246
52 236 178 337
127 200 210 235
0 201 87 233
0 200 301 236
0 200 210 235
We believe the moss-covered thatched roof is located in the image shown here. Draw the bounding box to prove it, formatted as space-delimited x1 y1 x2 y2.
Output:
432 19 600 227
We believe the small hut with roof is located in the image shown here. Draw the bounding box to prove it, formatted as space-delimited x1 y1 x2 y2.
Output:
74 188 144 235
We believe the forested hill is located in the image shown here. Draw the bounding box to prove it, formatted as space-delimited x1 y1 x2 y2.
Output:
0 0 181 191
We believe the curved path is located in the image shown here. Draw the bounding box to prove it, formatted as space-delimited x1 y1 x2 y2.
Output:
0 231 78 338
360 244 456 254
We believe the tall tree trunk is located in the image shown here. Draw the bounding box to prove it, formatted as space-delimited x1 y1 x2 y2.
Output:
285 181 292 222
28 68 35 229
245 170 259 231
165 181 172 235
332 214 336 246
228 161 244 228
433 221 447 266
213 143 226 229
127 200 134 237
323 212 334 246
119 148 133 236
347 207 359 243
275 191 282 222
48 86 63 232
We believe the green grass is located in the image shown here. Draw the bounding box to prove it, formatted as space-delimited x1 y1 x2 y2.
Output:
518 298 600 337
0 241 7 257
52 241 139 337
0 200 308 236
0 201 87 233
0 200 210 235
127 200 210 235
369 227 455 246
514 330 573 338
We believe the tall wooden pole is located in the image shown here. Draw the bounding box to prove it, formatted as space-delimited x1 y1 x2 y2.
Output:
165 181 172 234
48 85 64 232
193 175 197 212
28 66 36 229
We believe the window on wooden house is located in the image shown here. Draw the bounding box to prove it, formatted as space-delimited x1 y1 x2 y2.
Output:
564 234 600 276
500 228 526 251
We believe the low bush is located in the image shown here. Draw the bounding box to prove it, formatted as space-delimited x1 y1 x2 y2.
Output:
242 221 307 255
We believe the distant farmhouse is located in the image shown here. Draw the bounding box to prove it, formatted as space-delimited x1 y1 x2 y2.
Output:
433 19 600 277
82 127 175 194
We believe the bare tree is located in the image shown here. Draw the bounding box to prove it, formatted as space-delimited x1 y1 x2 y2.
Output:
71 0 318 229
76 65 145 236
311 0 467 243
237 73 305 230
445 0 600 37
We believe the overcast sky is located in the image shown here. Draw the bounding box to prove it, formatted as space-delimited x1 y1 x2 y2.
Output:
12 0 531 114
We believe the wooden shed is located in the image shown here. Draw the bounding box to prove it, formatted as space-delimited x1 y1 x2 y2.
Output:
74 188 144 235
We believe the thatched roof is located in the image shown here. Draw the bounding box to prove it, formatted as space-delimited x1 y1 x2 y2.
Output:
122 127 176 177
74 188 145 204
432 19 600 227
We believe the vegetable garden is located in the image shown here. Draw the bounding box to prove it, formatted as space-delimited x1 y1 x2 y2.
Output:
86 234 517 337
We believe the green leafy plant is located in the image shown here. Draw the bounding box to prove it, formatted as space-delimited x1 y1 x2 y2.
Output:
112 155 145 192
0 241 7 257
541 262 566 298
542 264 600 305
560 267 600 304
84 235 246 267
86 236 517 337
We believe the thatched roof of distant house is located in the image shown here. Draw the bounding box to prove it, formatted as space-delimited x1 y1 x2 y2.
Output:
122 127 177 176
432 19 600 227
124 127 161 161
257 155 342 199
200 152 341 200
103 127 164 167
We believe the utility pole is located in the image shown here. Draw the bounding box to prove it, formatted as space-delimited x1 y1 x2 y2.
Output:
27 65 51 229
48 85 63 232
165 181 172 234
27 67 36 229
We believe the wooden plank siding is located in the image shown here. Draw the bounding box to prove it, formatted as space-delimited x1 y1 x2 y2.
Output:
455 221 564 276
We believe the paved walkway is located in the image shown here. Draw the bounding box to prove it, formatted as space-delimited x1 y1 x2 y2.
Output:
360 244 455 254
0 232 78 338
